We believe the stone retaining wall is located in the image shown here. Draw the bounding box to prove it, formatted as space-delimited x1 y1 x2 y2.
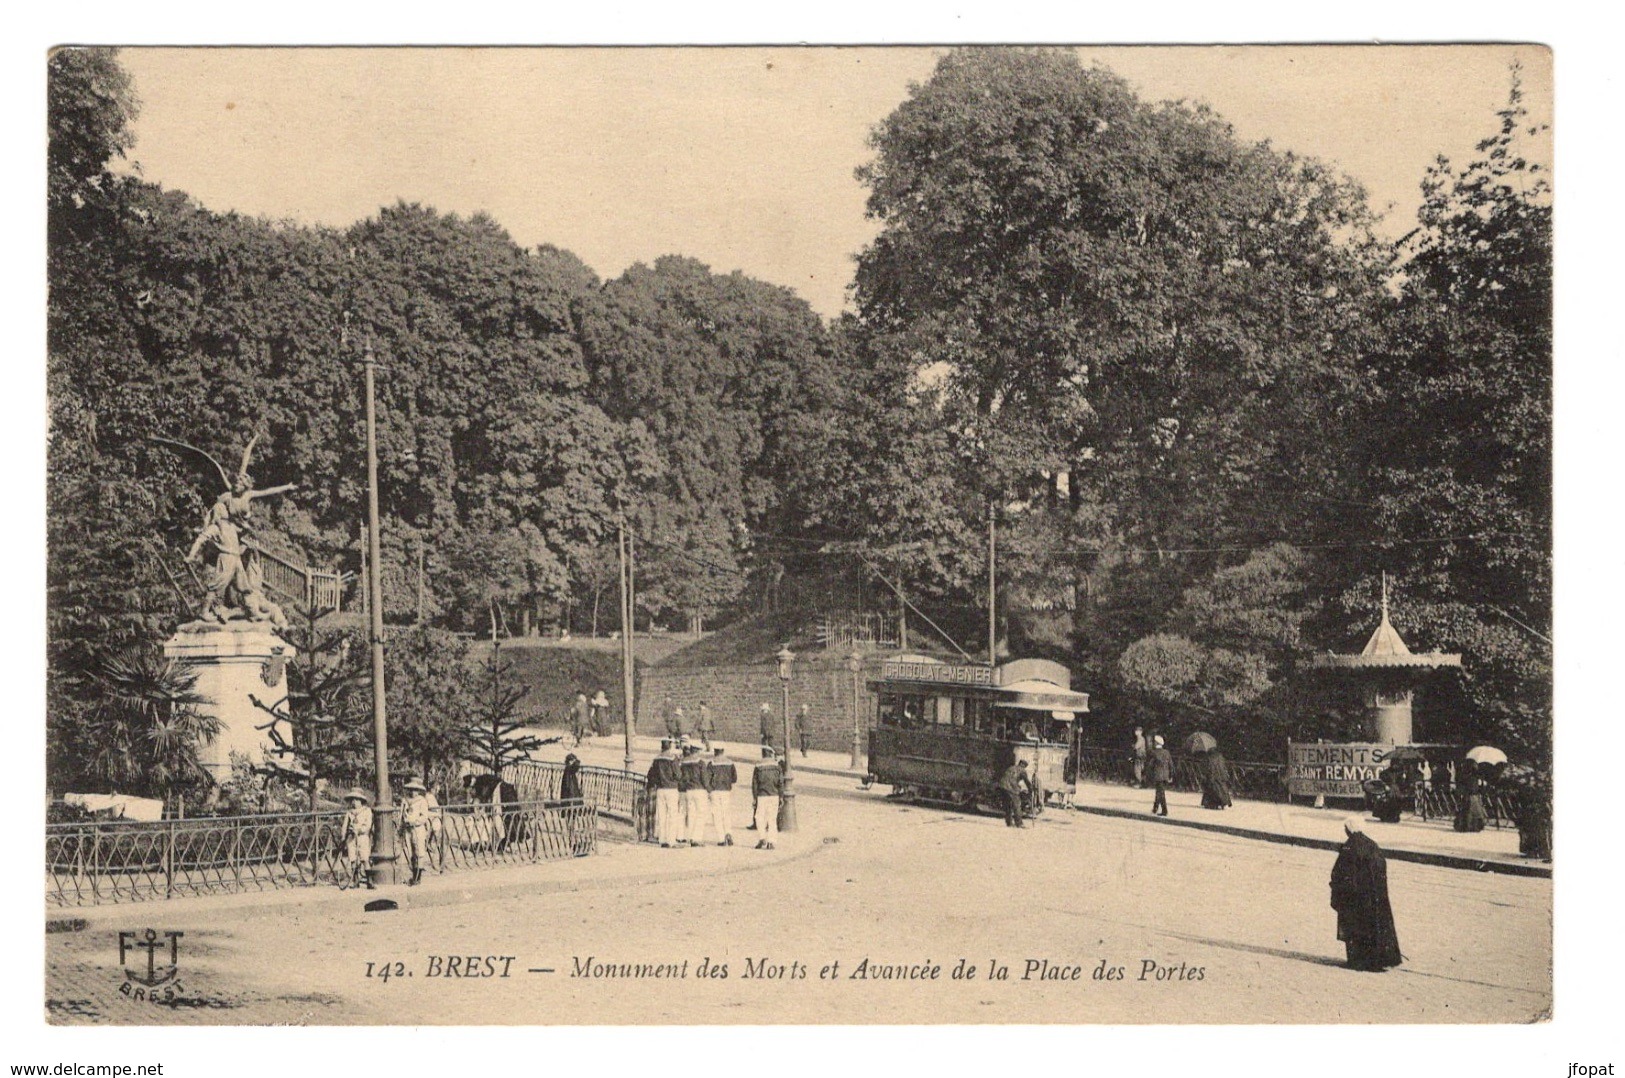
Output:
637 657 876 756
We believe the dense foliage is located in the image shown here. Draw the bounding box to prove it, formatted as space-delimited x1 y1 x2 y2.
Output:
46 48 1551 790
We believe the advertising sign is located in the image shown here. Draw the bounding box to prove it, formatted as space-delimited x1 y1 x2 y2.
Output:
1286 741 1409 797
881 661 993 686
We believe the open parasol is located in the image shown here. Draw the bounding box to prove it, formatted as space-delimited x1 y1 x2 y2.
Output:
1379 747 1427 766
1465 746 1508 766
1183 732 1218 755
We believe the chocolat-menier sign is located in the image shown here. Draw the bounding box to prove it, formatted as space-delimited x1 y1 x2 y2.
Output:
1286 742 1408 797
881 661 993 686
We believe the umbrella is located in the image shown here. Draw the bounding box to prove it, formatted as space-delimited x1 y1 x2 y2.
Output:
1379 747 1426 766
1184 732 1218 755
1465 746 1508 766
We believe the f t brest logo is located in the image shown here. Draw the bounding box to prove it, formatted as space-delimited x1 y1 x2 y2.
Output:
118 929 183 988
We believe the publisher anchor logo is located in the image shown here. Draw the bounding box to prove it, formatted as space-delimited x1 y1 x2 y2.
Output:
117 929 185 1001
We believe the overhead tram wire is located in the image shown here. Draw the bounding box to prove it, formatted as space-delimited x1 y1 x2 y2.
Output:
739 524 1526 561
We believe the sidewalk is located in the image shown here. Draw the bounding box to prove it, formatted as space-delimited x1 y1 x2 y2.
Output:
1067 780 1546 878
594 736 1548 880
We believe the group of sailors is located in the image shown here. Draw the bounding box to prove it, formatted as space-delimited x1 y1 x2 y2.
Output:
644 737 785 850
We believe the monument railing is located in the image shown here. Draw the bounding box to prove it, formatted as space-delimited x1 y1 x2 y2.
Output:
249 540 344 613
46 800 597 908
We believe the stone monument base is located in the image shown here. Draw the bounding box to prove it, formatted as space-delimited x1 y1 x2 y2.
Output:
164 621 296 784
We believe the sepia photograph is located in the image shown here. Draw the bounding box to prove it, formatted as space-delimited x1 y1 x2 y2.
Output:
33 37 1571 1048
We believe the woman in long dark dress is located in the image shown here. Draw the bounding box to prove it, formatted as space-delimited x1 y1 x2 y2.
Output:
1198 750 1233 809
1453 761 1488 833
560 753 585 804
1329 817 1403 971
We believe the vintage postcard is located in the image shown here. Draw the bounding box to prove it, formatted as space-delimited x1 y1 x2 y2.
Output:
36 43 1561 1051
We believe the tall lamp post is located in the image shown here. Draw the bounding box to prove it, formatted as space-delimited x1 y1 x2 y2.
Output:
846 649 864 770
776 645 798 833
362 341 399 886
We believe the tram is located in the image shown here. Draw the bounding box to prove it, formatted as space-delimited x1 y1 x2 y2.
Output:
865 656 1089 814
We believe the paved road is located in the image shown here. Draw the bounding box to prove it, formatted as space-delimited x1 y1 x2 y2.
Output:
46 767 1550 1025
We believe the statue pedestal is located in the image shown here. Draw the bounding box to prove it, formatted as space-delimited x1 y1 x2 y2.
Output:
164 622 296 783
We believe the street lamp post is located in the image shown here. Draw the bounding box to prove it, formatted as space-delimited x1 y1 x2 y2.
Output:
776 645 798 833
362 341 399 886
846 649 864 770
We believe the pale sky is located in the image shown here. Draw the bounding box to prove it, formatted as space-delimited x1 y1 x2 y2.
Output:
116 45 1552 319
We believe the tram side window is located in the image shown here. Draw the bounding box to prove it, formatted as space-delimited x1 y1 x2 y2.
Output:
878 694 926 729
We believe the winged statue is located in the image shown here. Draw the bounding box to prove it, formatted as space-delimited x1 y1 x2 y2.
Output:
151 434 298 631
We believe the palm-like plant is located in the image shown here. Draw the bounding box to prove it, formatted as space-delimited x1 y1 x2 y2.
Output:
85 647 219 815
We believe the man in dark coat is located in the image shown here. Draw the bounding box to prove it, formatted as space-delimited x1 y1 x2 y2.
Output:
1146 735 1173 816
1329 817 1403 972
752 746 784 849
997 760 1033 828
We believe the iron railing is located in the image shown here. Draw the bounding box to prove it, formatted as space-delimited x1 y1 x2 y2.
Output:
250 541 344 613
433 800 596 870
1412 786 1519 828
1073 744 1290 802
47 811 346 907
816 611 900 649
503 760 653 843
1073 744 1525 825
47 800 595 908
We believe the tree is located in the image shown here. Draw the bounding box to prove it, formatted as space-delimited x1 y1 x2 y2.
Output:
578 255 843 629
1117 543 1318 757
68 648 219 815
248 605 371 807
48 47 138 224
460 638 554 777
386 625 477 789
1355 69 1552 766
854 47 1386 583
850 46 1398 721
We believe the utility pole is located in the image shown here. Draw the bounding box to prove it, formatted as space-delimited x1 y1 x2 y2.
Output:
776 646 797 832
987 499 997 668
846 649 864 770
362 341 398 886
618 516 636 773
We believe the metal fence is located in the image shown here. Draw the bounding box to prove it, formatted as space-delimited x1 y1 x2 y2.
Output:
47 811 347 907
47 800 597 909
1073 744 1290 802
1073 744 1524 825
503 760 653 842
433 800 596 870
1413 786 1519 828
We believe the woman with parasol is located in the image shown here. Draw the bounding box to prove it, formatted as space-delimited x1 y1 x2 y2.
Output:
1453 747 1503 833
1186 732 1232 810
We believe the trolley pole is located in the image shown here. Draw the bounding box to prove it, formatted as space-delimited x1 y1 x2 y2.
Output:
618 515 636 774
362 342 399 886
